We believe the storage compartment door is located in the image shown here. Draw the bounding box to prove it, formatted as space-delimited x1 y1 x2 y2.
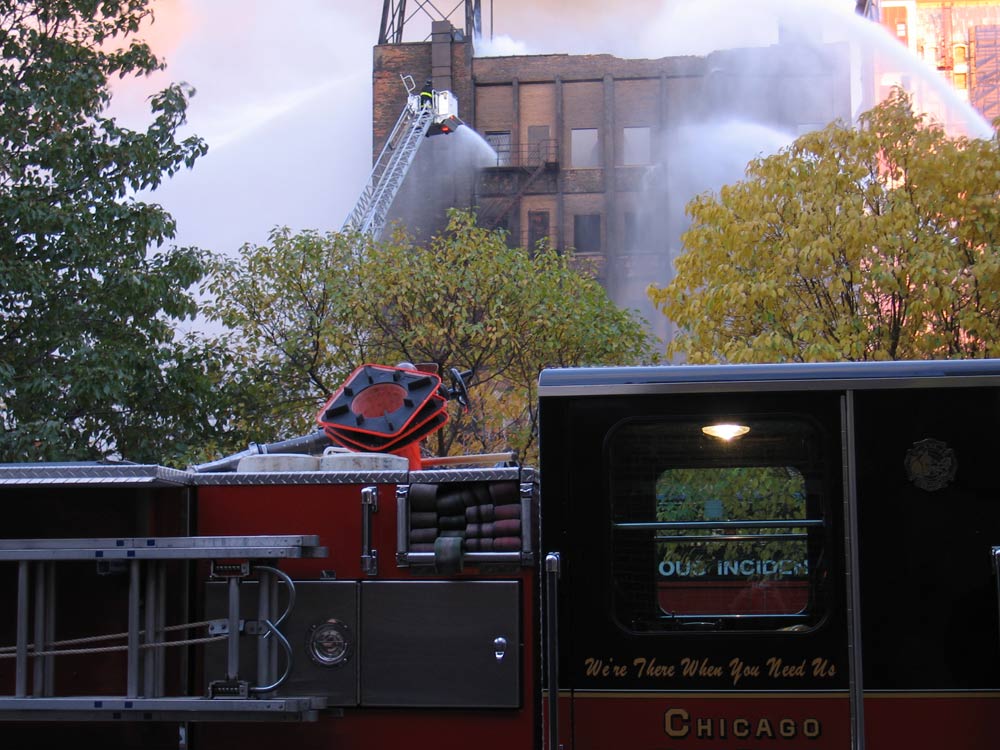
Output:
360 580 520 708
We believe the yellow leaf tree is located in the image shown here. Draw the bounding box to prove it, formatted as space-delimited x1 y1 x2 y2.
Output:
649 88 1000 364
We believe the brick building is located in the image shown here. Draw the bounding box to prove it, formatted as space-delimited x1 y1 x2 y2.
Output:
373 21 851 342
880 1 1000 124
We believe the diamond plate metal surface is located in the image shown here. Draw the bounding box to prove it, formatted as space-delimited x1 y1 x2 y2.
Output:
409 467 526 484
188 470 410 486
0 464 189 487
0 464 534 488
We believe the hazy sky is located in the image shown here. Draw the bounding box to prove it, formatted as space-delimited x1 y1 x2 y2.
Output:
114 1 384 256
113 0 969 264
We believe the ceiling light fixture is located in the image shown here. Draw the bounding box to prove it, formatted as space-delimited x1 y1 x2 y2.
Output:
702 423 750 441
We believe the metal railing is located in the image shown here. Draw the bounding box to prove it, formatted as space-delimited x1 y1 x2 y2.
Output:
486 139 558 169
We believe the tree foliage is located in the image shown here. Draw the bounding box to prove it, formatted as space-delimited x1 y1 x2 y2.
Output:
650 88 1000 364
207 210 657 463
204 227 375 443
0 0 219 462
656 466 808 579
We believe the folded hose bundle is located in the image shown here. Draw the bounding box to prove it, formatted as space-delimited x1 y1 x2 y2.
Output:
408 483 438 511
494 503 521 520
409 511 438 528
406 482 523 564
438 513 467 531
465 503 495 522
434 536 464 574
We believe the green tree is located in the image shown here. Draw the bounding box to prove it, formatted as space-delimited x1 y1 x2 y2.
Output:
0 0 219 463
650 88 1000 364
204 227 376 443
207 210 657 463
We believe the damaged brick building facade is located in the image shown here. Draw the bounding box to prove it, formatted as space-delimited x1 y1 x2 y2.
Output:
372 21 851 342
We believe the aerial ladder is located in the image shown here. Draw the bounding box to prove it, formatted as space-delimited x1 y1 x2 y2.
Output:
343 75 462 241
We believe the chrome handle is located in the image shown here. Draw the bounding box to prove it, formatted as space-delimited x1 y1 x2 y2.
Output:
545 552 561 750
992 547 1000 655
361 486 378 576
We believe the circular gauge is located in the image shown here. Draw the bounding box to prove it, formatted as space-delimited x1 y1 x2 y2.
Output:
306 619 351 667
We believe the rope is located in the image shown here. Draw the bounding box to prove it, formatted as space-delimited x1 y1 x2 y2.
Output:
0 634 228 659
0 620 225 658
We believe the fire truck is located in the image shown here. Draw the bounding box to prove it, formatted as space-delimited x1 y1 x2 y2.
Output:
1 358 999 750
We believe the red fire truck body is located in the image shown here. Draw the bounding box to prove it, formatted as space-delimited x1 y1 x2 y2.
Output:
192 468 539 750
0 359 999 750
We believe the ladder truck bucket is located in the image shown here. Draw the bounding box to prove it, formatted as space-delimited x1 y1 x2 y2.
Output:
426 89 463 137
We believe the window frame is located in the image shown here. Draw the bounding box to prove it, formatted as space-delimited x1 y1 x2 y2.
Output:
573 213 602 254
527 209 551 254
484 130 512 167
570 128 600 168
607 412 833 635
622 126 652 166
526 125 552 165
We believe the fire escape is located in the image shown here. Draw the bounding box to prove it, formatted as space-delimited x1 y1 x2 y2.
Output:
972 25 1000 123
475 140 559 234
938 1 955 73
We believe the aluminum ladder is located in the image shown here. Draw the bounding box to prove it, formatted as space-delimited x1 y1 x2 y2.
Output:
342 94 434 241
0 535 328 722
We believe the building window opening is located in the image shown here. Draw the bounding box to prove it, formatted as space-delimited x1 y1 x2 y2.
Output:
573 214 601 254
485 131 512 167
527 125 552 165
954 44 967 65
528 210 550 254
571 128 600 168
623 126 651 165
624 211 652 254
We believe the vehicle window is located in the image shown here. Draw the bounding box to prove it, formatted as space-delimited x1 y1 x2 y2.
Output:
609 415 829 632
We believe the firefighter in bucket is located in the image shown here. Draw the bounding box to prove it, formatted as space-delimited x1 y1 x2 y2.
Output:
419 79 433 109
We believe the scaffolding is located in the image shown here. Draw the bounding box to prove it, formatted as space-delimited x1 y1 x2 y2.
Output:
972 25 1000 124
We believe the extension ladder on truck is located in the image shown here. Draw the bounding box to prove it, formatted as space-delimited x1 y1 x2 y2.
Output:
0 527 328 721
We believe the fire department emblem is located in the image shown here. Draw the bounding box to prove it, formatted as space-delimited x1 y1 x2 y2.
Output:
904 438 956 492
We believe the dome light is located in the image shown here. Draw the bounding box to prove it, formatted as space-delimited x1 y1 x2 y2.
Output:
702 423 750 441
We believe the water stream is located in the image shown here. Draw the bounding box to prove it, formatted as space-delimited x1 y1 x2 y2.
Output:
470 0 994 342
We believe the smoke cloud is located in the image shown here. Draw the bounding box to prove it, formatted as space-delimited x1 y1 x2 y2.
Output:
111 0 986 287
